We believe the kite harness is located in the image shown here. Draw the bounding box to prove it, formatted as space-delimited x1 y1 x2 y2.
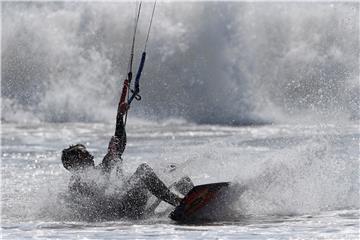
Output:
118 1 157 126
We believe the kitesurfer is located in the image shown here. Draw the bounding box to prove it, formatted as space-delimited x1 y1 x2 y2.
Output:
61 111 193 220
60 1 194 221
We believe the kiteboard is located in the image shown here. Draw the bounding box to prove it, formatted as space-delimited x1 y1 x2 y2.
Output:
169 182 230 222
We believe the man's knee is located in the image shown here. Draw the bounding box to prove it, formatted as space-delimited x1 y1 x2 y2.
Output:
136 163 152 176
174 176 194 195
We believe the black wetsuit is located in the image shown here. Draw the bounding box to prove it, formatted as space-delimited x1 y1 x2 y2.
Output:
67 113 180 220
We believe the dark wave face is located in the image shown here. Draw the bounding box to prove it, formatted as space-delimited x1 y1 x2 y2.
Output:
2 2 359 124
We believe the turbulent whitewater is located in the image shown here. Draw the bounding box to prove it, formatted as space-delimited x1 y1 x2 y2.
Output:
1 122 359 239
2 2 359 124
1 2 359 239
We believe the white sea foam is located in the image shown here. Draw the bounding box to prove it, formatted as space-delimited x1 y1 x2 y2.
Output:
2 2 359 124
1 122 359 238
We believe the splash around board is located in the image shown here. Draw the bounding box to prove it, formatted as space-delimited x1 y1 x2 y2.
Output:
169 182 230 222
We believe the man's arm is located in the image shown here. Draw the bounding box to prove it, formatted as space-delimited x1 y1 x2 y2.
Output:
115 111 126 142
100 78 129 174
101 112 127 174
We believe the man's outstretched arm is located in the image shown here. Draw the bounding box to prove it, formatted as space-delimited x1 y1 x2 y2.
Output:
101 111 127 173
115 111 126 142
101 79 129 173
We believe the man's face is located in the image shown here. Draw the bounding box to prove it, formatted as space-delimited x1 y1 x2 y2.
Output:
69 149 94 172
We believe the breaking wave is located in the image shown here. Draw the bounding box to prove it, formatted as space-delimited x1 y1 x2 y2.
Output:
2 2 359 124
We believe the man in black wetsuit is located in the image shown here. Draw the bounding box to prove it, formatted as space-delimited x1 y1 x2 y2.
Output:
61 110 193 220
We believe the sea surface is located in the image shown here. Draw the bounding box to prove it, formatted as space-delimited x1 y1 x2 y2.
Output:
1 121 359 239
2 1 359 239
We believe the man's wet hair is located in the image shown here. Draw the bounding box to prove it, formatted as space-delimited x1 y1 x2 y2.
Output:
61 144 94 170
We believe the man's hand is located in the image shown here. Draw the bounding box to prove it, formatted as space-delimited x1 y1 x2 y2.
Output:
119 102 129 115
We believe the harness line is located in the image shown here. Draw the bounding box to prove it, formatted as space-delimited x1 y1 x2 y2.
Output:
144 1 157 52
119 1 157 127
124 2 142 126
128 1 157 105
127 1 142 82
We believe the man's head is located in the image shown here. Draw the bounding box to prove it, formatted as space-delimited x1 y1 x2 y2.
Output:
61 144 94 171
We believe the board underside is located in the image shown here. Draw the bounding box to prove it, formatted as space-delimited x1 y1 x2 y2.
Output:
169 182 230 222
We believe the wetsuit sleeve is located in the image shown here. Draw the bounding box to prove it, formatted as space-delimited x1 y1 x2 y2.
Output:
114 110 126 140
101 113 126 173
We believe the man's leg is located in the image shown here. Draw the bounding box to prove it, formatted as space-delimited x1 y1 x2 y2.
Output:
144 175 194 215
128 163 181 206
120 185 149 219
172 176 194 196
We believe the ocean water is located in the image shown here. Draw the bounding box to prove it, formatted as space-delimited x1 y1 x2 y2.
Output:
2 2 359 124
1 1 360 239
1 121 359 239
